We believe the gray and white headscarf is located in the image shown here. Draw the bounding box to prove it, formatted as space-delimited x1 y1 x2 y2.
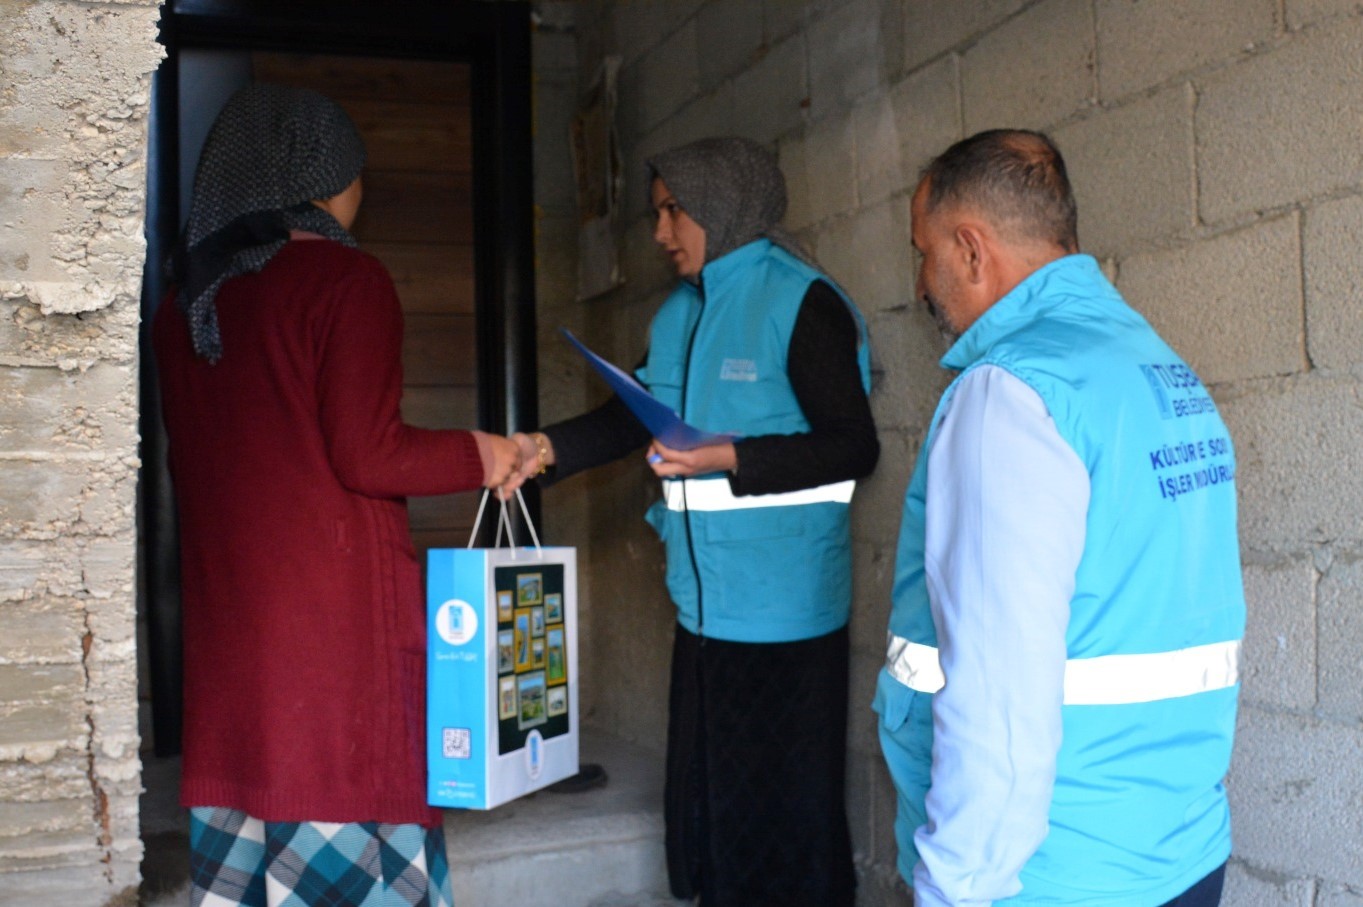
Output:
646 136 811 267
173 84 367 361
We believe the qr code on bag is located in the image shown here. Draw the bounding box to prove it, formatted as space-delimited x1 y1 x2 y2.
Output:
442 727 471 760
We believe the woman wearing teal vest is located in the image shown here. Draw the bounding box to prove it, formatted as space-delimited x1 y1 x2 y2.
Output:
507 137 877 906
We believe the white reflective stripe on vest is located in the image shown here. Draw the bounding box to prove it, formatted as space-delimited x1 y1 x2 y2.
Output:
886 634 1241 705
662 478 855 512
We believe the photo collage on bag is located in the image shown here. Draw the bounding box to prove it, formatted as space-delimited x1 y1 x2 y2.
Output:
494 564 570 754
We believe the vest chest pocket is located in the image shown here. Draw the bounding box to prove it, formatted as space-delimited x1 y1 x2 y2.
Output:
696 510 825 626
873 670 934 801
874 670 929 736
694 507 805 544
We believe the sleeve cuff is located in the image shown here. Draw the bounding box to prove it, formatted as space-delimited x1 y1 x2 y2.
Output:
452 430 488 488
913 866 982 907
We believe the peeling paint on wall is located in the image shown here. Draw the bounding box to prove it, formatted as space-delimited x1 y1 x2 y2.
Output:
0 0 161 901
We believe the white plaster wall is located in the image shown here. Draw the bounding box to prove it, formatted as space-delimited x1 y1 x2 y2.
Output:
535 1 1363 903
0 0 162 903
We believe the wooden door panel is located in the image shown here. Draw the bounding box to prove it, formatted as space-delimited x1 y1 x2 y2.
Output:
408 490 481 530
401 314 477 387
401 386 479 429
338 98 471 173
367 242 474 314
252 54 471 104
355 171 473 244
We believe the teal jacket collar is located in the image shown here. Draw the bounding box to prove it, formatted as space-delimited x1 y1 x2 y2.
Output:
698 238 775 290
941 253 1106 372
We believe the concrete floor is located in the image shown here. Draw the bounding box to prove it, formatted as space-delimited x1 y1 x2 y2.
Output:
137 730 684 906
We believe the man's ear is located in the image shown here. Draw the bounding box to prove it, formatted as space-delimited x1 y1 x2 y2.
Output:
955 222 989 284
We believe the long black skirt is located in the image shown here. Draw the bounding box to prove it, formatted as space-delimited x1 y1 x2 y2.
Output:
665 624 856 907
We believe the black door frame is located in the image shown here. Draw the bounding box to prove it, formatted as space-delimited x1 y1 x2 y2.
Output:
140 0 538 755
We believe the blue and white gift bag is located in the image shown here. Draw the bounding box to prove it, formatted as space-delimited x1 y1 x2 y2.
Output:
426 491 579 809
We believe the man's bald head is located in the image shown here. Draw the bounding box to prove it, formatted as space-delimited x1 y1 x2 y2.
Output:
919 129 1078 255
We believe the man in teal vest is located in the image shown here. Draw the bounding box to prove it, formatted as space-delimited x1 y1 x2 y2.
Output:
875 129 1245 906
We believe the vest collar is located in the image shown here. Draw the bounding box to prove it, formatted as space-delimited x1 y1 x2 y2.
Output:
941 253 1104 371
698 238 773 292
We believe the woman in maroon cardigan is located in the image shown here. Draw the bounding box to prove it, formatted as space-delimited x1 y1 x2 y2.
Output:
154 84 517 906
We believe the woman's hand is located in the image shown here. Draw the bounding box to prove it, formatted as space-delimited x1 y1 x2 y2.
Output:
473 431 523 490
497 431 554 499
646 439 737 478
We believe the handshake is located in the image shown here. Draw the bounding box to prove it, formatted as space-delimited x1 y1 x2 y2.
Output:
477 428 740 499
475 431 556 499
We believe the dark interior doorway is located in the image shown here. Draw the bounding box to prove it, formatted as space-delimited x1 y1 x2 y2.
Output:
136 2 537 896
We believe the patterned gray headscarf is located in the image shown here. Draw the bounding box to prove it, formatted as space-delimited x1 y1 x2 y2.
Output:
173 84 367 361
646 136 810 267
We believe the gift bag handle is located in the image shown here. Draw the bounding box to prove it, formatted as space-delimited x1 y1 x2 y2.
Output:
466 488 543 558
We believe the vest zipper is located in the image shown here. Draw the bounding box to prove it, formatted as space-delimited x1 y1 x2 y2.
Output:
679 276 705 640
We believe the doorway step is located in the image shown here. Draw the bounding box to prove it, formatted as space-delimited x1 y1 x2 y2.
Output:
446 730 684 906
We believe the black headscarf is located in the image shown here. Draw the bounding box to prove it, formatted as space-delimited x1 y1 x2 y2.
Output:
173 84 367 361
645 136 810 266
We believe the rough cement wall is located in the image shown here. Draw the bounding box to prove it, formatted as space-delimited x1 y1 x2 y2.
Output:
532 0 680 750
0 0 161 903
535 1 1363 904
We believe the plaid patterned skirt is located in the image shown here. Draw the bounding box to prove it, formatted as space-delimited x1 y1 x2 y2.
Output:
189 807 454 907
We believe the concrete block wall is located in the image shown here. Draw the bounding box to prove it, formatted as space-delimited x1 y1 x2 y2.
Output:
0 0 161 904
532 0 1363 903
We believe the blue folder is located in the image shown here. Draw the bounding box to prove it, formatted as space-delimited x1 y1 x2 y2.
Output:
560 329 739 450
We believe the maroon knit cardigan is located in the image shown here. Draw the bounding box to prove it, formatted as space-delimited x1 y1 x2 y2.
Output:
155 238 484 826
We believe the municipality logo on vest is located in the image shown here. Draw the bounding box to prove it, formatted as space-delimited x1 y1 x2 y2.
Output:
1139 363 1216 420
719 358 758 382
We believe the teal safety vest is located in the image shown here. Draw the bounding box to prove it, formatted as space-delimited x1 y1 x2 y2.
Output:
876 255 1245 903
637 239 871 643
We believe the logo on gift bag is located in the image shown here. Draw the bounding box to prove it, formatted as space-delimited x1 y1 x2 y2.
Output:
525 729 544 780
435 599 478 646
